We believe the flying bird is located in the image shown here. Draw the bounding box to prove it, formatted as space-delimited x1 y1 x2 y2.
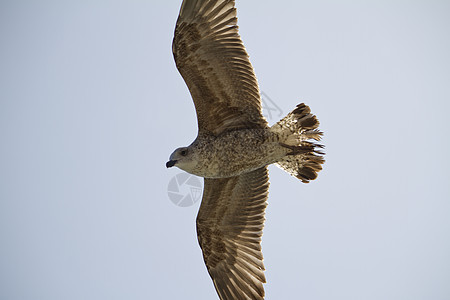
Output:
167 0 325 299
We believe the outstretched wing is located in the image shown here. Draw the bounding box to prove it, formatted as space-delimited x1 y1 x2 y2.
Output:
173 0 267 135
197 167 269 300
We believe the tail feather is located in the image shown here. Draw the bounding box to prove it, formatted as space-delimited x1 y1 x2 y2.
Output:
271 103 325 183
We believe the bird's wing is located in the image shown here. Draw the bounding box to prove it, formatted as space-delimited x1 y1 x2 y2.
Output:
173 0 267 136
197 167 269 300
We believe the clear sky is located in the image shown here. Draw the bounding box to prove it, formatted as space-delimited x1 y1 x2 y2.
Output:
1 1 449 299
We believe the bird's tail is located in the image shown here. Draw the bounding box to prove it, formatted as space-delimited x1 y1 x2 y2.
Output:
270 103 325 183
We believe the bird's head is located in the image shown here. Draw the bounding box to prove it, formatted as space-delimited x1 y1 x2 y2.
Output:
166 146 197 172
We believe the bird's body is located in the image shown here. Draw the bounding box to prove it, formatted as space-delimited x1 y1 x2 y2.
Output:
166 0 325 299
172 129 282 178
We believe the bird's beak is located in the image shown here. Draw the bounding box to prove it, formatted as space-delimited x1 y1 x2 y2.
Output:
166 160 177 168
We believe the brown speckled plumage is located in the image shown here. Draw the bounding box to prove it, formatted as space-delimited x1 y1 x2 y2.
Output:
167 1 325 299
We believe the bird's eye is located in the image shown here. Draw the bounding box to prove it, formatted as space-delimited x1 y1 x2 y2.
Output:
180 149 188 156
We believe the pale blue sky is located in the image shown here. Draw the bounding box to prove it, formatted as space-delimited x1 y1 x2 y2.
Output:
1 1 450 299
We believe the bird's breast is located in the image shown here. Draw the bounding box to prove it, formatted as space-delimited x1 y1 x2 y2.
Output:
192 129 283 178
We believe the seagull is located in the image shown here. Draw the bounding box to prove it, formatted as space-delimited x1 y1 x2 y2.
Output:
166 0 325 299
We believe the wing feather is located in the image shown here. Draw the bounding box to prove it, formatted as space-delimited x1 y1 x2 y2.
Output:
173 0 267 135
197 167 269 300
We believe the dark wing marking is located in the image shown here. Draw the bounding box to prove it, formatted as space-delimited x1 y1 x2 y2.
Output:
173 0 267 135
197 167 269 300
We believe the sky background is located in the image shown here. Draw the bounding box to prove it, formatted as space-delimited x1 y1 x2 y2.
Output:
1 1 450 299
